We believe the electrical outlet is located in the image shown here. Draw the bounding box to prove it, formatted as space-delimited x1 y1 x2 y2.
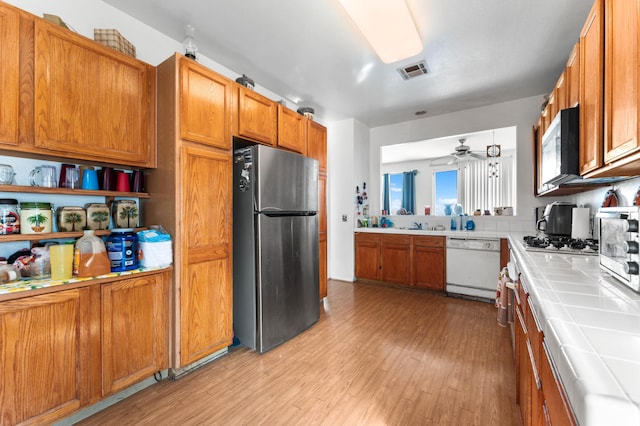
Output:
341 214 348 222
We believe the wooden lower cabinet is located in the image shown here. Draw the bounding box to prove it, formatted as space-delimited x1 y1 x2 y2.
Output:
515 275 576 426
0 270 170 425
101 273 170 396
0 287 100 425
355 233 445 291
355 233 381 281
380 235 411 284
413 236 445 291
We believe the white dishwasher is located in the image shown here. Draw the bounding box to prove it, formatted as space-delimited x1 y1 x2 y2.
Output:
446 236 500 301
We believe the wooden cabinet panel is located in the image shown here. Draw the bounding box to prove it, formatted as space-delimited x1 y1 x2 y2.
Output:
236 86 277 145
152 55 233 370
0 287 99 425
179 144 233 366
413 235 445 248
553 72 567 113
180 257 232 366
307 120 327 173
579 0 604 175
0 4 20 147
180 58 231 149
603 0 640 164
567 43 580 108
413 245 445 291
515 306 533 426
318 175 327 298
101 273 169 396
278 105 306 154
319 235 327 299
355 233 381 281
380 235 411 285
33 19 155 167
541 342 577 426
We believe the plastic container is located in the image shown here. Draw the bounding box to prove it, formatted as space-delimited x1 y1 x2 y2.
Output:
106 228 138 271
74 230 111 278
0 198 20 234
20 202 52 234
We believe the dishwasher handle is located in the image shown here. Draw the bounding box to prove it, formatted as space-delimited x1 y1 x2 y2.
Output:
446 237 500 251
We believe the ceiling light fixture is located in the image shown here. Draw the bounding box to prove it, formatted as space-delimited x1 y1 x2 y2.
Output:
338 0 423 64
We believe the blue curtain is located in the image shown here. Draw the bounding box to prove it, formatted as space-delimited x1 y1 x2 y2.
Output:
382 173 390 214
402 171 417 214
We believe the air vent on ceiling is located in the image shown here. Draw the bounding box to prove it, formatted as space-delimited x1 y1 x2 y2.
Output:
397 60 429 80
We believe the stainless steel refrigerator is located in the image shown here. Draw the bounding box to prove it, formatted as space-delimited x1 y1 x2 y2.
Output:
233 143 320 353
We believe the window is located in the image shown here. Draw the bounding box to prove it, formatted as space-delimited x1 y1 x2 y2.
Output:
433 169 458 215
389 173 403 214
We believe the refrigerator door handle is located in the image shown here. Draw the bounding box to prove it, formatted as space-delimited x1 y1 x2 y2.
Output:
260 210 317 217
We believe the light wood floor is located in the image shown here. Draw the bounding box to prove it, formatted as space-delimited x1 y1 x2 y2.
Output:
78 280 518 425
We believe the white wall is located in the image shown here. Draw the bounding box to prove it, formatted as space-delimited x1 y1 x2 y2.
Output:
368 95 546 222
327 118 369 282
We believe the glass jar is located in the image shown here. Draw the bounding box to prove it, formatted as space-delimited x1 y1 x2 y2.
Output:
20 202 52 234
0 198 20 234
56 206 87 232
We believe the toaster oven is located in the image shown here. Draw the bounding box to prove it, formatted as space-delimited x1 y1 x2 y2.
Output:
597 206 640 292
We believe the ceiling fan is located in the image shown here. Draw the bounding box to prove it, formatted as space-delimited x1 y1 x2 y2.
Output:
429 138 487 165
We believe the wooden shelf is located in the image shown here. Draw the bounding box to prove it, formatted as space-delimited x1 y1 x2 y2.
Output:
0 228 147 242
0 185 150 198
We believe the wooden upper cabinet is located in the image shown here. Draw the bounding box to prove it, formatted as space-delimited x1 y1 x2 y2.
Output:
101 273 169 396
236 86 277 145
180 57 232 149
33 19 156 167
603 0 640 164
579 0 604 175
277 105 306 154
566 42 580 108
0 3 20 147
307 120 327 173
553 71 568 114
0 287 100 425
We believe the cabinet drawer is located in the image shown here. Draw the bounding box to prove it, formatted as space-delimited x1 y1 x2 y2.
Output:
413 235 445 248
380 234 411 246
541 341 577 426
355 233 380 245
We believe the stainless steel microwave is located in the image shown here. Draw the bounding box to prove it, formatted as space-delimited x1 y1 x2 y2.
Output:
540 106 579 188
597 206 640 292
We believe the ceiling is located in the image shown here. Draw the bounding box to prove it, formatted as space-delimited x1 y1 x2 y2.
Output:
381 126 516 164
103 0 593 128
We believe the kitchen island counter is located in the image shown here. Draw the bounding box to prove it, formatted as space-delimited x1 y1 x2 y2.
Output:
508 234 640 425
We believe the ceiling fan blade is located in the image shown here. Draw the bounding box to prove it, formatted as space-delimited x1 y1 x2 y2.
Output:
428 156 452 165
469 153 486 160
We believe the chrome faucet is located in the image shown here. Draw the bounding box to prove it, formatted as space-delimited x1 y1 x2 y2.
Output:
412 222 422 230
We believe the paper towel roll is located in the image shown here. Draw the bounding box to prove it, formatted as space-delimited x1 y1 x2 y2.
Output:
571 207 590 239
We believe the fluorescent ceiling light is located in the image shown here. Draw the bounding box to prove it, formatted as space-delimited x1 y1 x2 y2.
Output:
338 0 423 64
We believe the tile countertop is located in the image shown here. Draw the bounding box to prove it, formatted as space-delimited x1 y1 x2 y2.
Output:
355 227 510 239
508 234 640 426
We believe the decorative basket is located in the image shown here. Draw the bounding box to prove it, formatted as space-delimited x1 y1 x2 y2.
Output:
93 29 136 58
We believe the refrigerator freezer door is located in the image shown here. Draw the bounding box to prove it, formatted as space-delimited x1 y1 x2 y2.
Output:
254 145 318 213
256 213 319 352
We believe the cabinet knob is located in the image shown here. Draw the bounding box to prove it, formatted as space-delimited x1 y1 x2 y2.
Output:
624 219 639 232
624 262 639 275
623 241 639 254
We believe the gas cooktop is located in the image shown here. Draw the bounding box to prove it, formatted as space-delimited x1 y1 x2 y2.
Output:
523 235 599 256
